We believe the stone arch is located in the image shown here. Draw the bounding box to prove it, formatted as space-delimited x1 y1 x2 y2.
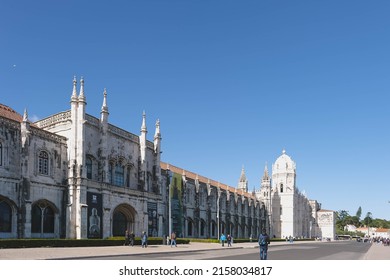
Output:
0 195 18 238
31 199 59 238
187 217 194 237
200 218 206 237
112 204 137 237
210 219 217 238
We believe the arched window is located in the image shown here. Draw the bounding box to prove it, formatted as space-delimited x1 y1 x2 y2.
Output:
32 202 55 235
86 157 93 179
211 221 216 237
114 164 124 186
200 219 205 236
187 219 193 236
280 183 284 193
38 151 49 175
0 200 12 232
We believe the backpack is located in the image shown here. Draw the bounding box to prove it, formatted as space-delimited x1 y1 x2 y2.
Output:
259 234 267 246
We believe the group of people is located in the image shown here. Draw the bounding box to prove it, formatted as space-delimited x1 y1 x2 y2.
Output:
124 230 149 248
219 229 271 260
219 233 233 247
371 237 390 246
125 230 179 248
124 230 135 246
126 228 271 260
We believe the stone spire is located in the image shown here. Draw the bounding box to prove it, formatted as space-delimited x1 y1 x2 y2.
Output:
261 162 271 192
238 166 248 192
102 88 108 111
21 108 30 148
239 166 247 182
100 88 109 123
70 76 78 176
154 119 161 154
78 76 86 102
23 108 28 122
100 88 109 183
154 119 161 139
71 76 78 102
263 162 269 181
153 118 162 193
76 77 86 177
140 111 148 191
141 111 147 133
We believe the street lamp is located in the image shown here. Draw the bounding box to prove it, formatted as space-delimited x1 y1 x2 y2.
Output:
167 166 172 237
217 193 220 240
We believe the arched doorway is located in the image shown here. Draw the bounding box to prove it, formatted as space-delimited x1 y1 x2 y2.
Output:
112 204 136 237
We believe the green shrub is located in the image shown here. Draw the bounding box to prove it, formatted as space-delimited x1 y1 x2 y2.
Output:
0 237 190 249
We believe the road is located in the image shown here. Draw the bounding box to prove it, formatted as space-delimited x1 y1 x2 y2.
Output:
71 241 371 260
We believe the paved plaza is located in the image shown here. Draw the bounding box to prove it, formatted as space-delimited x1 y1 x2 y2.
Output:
0 241 389 260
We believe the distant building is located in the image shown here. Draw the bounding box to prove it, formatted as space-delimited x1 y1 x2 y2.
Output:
355 227 389 238
373 228 390 239
345 224 357 232
256 150 336 240
316 210 336 240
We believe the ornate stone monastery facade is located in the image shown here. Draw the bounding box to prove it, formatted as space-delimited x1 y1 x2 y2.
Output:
0 78 334 240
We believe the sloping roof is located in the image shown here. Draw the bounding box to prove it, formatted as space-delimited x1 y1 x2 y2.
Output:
375 228 390 233
0 103 23 122
160 162 256 199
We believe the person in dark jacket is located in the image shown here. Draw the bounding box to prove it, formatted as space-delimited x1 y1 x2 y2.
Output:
141 231 148 248
129 232 135 246
258 229 270 260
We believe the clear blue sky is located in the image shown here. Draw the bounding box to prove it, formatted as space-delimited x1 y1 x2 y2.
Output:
1 1 390 220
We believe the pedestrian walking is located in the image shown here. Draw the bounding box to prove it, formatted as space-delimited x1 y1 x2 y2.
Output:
258 229 270 260
129 232 135 246
220 233 227 247
124 230 130 246
170 231 177 247
227 234 232 247
141 231 148 248
166 235 170 246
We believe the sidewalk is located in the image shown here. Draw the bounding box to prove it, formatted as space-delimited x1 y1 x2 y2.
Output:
362 243 390 260
0 241 247 260
0 241 388 260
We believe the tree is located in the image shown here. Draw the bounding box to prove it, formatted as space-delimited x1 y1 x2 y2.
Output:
336 210 351 231
363 212 373 227
356 206 362 219
337 210 350 221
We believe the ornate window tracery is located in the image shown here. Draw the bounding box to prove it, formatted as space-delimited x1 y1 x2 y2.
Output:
38 151 49 175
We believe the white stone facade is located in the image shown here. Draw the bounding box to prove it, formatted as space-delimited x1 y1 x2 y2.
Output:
0 105 68 239
256 150 336 240
316 210 336 240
